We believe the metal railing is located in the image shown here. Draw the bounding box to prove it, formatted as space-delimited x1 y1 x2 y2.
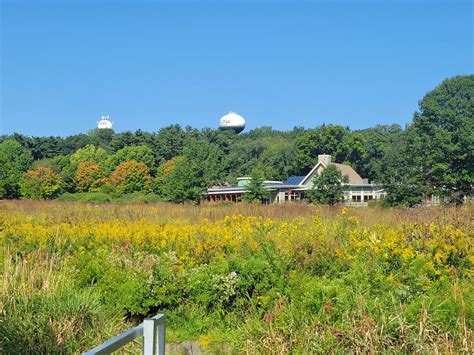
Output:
84 314 165 355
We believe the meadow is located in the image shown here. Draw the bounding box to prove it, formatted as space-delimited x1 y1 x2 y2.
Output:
1 201 473 353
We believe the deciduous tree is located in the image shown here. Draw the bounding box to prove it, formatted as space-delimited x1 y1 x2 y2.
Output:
70 144 109 168
73 161 104 192
110 161 152 193
153 156 201 203
0 140 33 199
404 75 473 203
106 145 157 174
20 167 63 199
307 165 348 205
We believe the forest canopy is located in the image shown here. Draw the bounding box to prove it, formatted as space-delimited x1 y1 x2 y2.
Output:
1 75 472 205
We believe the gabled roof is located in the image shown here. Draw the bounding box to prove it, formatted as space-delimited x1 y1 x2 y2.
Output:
301 161 363 185
332 163 363 184
283 176 306 185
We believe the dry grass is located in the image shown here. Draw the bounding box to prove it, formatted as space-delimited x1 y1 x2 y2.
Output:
1 200 472 232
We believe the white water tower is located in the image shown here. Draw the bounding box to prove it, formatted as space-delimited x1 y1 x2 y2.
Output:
97 115 113 129
219 112 245 133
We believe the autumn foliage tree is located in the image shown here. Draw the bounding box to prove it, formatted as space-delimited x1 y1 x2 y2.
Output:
73 161 104 192
20 167 63 199
110 160 152 193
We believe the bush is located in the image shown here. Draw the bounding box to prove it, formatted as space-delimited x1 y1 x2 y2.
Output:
58 192 112 203
20 167 63 199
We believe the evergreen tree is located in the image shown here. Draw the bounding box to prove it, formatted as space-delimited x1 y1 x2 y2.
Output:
243 170 270 203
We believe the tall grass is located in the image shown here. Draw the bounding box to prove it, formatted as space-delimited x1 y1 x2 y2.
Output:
1 199 472 229
0 250 126 354
0 200 472 353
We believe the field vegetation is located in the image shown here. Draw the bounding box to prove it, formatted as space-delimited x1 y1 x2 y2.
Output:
1 201 472 353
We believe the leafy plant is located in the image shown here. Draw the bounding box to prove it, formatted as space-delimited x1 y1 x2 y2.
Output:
243 170 270 203
307 164 348 205
110 160 152 193
20 166 63 199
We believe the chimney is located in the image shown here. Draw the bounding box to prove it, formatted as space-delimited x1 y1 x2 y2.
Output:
318 154 332 165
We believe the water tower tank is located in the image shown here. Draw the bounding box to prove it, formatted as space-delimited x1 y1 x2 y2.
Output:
219 112 245 133
97 115 113 129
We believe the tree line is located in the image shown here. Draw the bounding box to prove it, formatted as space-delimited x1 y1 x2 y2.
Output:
1 75 472 205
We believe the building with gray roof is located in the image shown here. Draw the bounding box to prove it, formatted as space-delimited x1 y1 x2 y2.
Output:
204 154 386 205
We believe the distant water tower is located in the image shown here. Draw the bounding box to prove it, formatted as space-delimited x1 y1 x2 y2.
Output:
219 112 245 133
97 115 113 129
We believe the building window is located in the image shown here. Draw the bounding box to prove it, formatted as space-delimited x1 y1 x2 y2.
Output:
285 191 301 202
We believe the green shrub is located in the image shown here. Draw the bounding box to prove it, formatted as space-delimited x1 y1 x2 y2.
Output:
115 192 161 204
58 192 112 203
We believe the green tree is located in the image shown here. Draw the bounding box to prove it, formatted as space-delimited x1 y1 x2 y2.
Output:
383 180 423 207
405 75 473 203
243 170 270 203
106 145 158 174
69 144 109 168
356 124 403 182
153 125 186 160
60 133 91 155
32 158 62 172
307 165 348 205
345 132 368 177
109 131 140 151
153 156 201 203
87 128 114 151
182 139 225 188
0 140 33 199
27 136 63 160
294 125 352 174
20 167 63 199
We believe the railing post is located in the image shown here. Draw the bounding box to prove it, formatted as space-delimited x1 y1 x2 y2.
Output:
84 313 165 355
157 315 166 355
142 319 157 355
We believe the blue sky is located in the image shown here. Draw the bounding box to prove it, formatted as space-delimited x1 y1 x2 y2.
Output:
1 0 472 136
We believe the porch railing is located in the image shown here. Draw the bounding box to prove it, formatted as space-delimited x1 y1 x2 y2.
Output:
84 313 165 355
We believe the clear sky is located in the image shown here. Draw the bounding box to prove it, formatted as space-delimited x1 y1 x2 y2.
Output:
1 0 472 136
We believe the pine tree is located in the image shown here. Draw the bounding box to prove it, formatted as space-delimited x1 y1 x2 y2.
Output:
243 170 270 203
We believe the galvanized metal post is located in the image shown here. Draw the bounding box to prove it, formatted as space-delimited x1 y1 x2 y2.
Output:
142 319 157 355
84 313 165 355
157 315 166 355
